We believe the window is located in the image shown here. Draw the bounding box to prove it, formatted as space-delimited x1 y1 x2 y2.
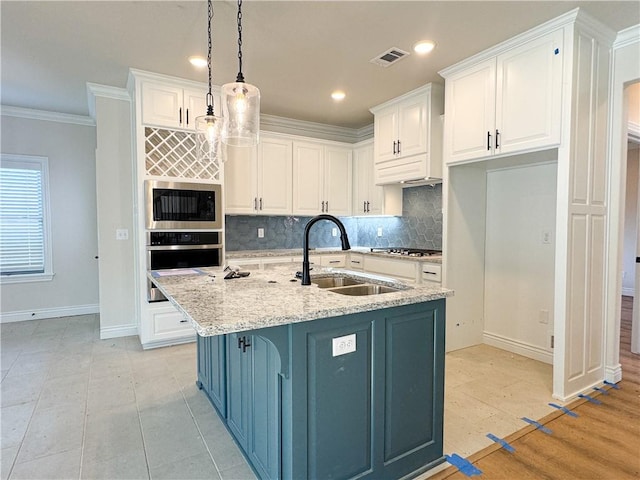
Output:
0 154 53 283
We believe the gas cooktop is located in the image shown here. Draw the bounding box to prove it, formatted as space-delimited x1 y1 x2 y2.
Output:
369 248 442 257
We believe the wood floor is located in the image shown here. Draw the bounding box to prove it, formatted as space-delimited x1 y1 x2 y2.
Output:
431 296 640 480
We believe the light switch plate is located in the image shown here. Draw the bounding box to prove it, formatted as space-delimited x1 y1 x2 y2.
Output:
258 228 265 238
332 334 356 357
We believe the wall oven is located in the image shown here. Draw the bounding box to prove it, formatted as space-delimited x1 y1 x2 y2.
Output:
147 231 222 302
145 180 223 230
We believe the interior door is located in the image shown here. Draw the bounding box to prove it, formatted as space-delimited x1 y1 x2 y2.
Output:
633 161 640 354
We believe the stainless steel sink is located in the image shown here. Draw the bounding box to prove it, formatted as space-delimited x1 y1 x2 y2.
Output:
311 277 365 288
327 284 401 296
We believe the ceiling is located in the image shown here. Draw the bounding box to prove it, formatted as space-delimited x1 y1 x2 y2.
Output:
1 1 638 129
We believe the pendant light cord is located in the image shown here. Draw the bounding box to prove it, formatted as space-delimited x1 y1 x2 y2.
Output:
206 0 214 115
235 0 245 83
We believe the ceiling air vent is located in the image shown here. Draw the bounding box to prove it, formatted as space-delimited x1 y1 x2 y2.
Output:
370 47 410 67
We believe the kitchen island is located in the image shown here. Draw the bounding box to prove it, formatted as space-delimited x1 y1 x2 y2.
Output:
149 265 452 480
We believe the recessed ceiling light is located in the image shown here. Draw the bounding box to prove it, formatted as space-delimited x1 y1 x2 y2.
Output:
413 41 436 55
331 91 346 101
189 56 207 68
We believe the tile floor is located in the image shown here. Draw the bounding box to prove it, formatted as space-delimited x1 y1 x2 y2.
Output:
1 314 556 480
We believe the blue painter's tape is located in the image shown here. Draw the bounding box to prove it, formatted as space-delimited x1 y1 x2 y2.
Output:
486 433 515 453
549 403 579 417
593 386 609 395
521 417 552 434
604 380 620 390
579 393 602 405
445 453 482 477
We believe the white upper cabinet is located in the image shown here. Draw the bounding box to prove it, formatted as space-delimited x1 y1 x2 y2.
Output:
370 83 444 184
442 29 564 164
353 142 383 215
292 141 352 216
141 81 211 131
225 134 293 215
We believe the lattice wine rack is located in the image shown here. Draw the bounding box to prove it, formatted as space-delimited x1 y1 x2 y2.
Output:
144 127 221 181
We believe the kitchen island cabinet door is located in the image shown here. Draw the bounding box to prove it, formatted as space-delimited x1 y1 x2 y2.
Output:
226 333 251 449
197 335 226 416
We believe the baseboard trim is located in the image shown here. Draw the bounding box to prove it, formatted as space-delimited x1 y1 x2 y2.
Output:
0 304 99 323
141 334 196 350
483 331 553 364
605 364 623 384
100 324 138 340
621 287 635 297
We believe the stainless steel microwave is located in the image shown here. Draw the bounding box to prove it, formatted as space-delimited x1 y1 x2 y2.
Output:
145 180 223 230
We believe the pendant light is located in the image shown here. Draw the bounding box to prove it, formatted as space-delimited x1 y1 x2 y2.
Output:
195 0 224 163
222 0 260 147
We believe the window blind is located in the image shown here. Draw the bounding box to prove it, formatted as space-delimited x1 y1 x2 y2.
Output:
0 158 46 275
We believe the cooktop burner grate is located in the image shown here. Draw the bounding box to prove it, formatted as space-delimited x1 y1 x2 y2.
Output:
369 247 442 257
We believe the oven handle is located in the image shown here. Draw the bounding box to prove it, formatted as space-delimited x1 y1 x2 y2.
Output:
146 244 223 251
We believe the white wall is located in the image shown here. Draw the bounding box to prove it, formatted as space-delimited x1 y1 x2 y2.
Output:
483 163 557 363
0 115 99 321
93 94 137 338
623 147 639 295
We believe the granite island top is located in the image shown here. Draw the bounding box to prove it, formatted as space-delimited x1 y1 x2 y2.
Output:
148 265 452 337
226 247 443 264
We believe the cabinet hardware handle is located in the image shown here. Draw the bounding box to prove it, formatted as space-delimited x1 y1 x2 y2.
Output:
366 201 370 212
397 140 401 154
179 107 182 125
363 201 367 213
238 336 252 352
487 131 492 150
495 129 500 148
329 260 340 264
180 319 189 323
325 201 328 212
254 198 258 210
351 260 361 264
393 140 397 155
423 271 437 275
321 201 325 212
259 198 263 210
186 109 189 126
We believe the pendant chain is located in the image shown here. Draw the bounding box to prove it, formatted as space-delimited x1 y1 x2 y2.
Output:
236 0 244 83
206 0 214 114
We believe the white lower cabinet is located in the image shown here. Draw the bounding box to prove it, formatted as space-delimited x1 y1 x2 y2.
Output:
362 256 420 282
421 263 442 283
142 303 195 348
348 253 364 270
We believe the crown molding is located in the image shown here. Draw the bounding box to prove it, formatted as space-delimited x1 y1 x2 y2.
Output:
86 83 130 119
614 24 640 49
0 105 95 126
260 113 371 144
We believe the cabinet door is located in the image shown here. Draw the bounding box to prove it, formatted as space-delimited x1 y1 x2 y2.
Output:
258 136 293 215
292 142 324 215
141 82 183 129
374 106 398 163
183 88 208 130
496 30 563 155
197 335 227 416
225 145 258 214
353 144 384 215
227 333 251 448
443 59 496 164
397 93 428 159
324 146 352 216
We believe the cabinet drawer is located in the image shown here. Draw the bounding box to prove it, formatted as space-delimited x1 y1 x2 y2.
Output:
320 254 346 268
153 310 192 336
421 263 442 283
363 256 417 280
348 254 364 270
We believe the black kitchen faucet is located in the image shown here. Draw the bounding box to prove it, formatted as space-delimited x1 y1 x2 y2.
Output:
301 214 351 285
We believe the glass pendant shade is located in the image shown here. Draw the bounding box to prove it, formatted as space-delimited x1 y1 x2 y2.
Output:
195 113 224 162
221 82 260 147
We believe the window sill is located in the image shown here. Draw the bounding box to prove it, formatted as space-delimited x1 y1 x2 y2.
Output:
0 273 55 284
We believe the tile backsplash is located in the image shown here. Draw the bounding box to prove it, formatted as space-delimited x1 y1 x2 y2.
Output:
225 184 442 251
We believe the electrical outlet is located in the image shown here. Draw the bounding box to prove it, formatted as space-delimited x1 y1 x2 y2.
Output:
332 228 338 237
116 229 129 240
332 334 356 357
542 231 552 244
258 228 265 238
377 227 383 237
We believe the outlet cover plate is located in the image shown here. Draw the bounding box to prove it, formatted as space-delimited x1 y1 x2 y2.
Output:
332 334 356 357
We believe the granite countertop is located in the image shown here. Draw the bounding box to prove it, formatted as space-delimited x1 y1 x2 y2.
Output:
148 266 453 337
226 248 443 264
